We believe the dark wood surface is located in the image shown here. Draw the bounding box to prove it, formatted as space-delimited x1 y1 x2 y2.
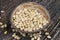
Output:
0 0 60 40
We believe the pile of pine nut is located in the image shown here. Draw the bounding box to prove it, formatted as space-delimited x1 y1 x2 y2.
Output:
11 3 49 32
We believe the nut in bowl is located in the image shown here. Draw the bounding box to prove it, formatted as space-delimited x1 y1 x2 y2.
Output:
11 2 50 33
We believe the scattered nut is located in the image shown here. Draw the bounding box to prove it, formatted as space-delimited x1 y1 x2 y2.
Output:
12 33 20 40
47 35 51 39
31 38 35 40
37 37 40 40
45 32 49 35
0 22 3 25
1 10 5 13
4 31 7 34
